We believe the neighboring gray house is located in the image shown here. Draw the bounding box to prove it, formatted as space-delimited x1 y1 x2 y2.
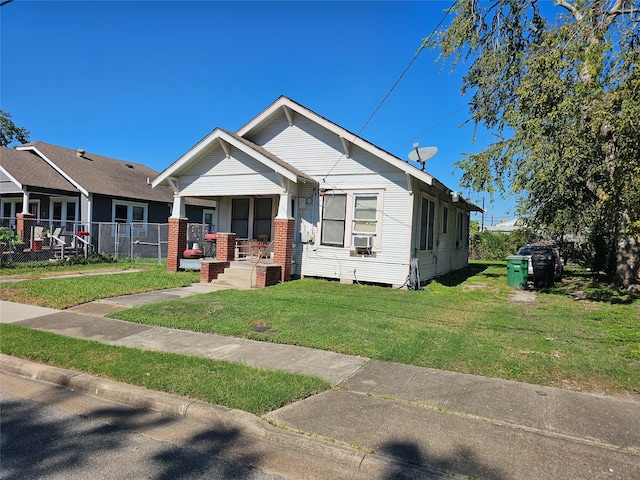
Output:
0 141 215 251
154 96 481 287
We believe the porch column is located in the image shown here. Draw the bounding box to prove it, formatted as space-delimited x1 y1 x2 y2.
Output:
171 195 186 219
21 191 31 213
273 218 294 282
167 217 187 272
215 232 236 263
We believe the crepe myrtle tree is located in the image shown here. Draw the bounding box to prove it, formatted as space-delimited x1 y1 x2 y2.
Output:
430 0 639 287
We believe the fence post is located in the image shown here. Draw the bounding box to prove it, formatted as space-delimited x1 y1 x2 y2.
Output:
157 223 162 265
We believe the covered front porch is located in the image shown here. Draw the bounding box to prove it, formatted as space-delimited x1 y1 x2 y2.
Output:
167 193 296 287
152 128 316 288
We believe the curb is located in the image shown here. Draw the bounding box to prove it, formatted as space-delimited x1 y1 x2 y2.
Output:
0 354 450 479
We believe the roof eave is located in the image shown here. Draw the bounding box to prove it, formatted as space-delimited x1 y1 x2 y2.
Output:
152 127 313 189
15 144 89 196
0 164 23 190
237 96 434 186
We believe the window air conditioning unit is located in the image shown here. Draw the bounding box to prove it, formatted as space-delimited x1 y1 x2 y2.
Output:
353 235 373 249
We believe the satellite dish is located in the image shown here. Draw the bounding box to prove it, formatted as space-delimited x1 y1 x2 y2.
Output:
408 144 438 171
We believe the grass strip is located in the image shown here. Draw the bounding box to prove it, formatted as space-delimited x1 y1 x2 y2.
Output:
0 264 199 309
0 324 329 416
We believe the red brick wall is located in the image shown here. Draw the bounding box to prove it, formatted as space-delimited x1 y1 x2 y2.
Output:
216 233 236 262
16 213 34 248
167 218 187 272
255 264 282 288
273 218 294 282
200 260 230 283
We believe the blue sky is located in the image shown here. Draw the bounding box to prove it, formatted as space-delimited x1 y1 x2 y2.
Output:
1 0 523 225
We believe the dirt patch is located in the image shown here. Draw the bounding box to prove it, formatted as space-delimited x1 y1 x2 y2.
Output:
510 289 536 304
462 282 500 293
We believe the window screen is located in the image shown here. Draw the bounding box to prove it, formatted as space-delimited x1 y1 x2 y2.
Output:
353 195 377 234
321 194 346 246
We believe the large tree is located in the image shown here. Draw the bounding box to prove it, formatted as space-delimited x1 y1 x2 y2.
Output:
432 0 639 287
0 110 30 147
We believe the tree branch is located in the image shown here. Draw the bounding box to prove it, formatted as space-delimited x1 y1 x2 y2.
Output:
554 0 582 20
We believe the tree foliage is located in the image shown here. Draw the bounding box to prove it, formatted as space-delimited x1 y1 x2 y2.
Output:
1 110 29 147
431 0 640 286
469 229 531 261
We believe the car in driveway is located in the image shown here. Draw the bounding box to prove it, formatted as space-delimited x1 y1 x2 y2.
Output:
516 245 564 280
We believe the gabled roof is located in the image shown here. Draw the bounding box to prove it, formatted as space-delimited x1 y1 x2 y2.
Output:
152 128 315 188
15 141 175 203
153 96 482 212
237 96 436 186
1 147 77 193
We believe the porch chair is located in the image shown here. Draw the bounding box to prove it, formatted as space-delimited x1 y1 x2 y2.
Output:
255 234 269 258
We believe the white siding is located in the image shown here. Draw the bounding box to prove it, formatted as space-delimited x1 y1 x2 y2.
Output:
171 103 472 285
411 185 471 284
178 144 286 197
249 113 415 285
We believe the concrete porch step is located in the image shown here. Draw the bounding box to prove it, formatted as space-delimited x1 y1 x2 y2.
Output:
211 263 256 290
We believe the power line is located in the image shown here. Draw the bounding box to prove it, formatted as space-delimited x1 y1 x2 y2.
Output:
323 0 459 182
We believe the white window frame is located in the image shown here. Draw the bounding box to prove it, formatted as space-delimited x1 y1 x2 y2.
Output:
320 193 347 247
112 200 148 237
319 189 383 251
202 208 216 234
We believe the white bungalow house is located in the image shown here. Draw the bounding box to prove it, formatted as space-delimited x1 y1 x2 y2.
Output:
153 96 481 288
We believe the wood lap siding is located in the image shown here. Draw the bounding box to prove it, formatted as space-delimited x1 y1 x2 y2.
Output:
250 113 414 286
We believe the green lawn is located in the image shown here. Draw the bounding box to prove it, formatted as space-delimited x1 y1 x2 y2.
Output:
108 264 640 395
0 263 199 309
2 261 638 396
0 324 329 416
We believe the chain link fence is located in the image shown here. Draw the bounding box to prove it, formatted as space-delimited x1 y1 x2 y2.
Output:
0 218 210 265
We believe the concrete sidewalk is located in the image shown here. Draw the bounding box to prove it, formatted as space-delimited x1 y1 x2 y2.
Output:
1 287 639 479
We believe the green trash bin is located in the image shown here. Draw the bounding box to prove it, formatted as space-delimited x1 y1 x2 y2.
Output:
506 255 528 288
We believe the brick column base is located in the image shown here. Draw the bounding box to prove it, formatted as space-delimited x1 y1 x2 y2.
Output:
167 218 187 272
16 213 35 249
215 233 236 262
273 218 294 283
255 264 282 288
200 260 230 283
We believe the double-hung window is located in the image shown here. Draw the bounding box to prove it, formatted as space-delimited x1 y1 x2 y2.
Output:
321 194 347 247
420 197 436 251
320 191 381 251
352 195 377 235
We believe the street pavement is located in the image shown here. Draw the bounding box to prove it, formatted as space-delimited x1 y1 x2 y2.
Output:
1 285 639 479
